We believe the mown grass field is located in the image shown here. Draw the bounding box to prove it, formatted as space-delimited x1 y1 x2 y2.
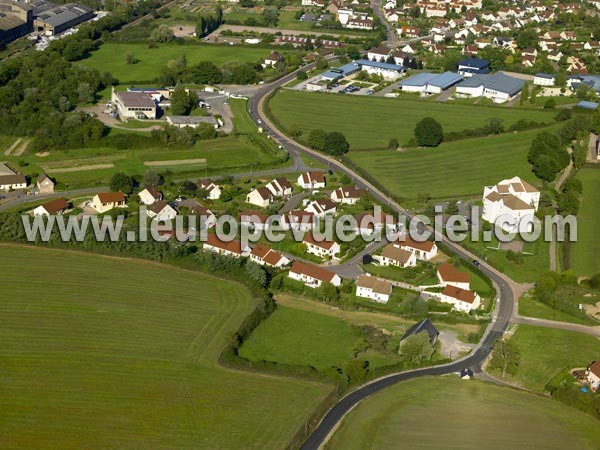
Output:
327 377 600 450
0 245 331 449
82 43 271 83
518 296 598 326
571 167 600 277
499 325 600 391
269 90 556 149
347 126 545 201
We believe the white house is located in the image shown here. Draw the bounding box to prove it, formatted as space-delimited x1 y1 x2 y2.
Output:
190 205 217 229
373 244 417 268
203 234 251 258
304 233 341 259
283 210 315 231
330 185 365 205
36 174 54 194
265 177 292 198
394 237 438 260
239 210 271 231
33 197 68 217
354 211 398 236
533 73 556 87
437 263 470 290
288 261 341 288
586 361 600 391
263 51 284 68
199 179 221 200
147 200 177 221
356 275 393 303
250 244 290 268
246 186 273 208
429 286 481 313
482 176 540 232
92 192 127 214
297 171 326 189
138 186 162 205
305 198 337 218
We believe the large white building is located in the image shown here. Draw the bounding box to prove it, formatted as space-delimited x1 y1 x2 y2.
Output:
482 176 540 232
455 73 524 103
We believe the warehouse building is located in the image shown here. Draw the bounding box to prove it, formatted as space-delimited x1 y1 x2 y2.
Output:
0 0 33 44
34 3 93 35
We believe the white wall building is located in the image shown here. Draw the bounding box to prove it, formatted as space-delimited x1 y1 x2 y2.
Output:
482 176 540 232
289 261 342 288
356 275 393 303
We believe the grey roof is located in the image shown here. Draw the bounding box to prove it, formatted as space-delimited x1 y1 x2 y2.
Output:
322 62 360 79
400 72 438 87
535 73 555 79
458 57 490 69
427 71 463 89
356 59 404 71
168 116 217 125
35 3 92 28
401 318 439 344
457 73 524 96
29 0 56 16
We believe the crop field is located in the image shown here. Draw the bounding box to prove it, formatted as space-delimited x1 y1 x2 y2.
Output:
0 245 331 449
571 168 600 277
82 43 271 83
327 377 600 450
347 126 545 201
498 325 600 391
269 90 556 149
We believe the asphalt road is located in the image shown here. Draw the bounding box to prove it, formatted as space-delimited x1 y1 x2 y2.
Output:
249 66 519 450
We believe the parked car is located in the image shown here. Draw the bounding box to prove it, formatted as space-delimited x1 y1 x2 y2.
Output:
365 89 374 95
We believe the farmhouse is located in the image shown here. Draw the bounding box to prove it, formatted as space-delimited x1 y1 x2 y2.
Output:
0 173 27 191
265 177 292 198
533 73 556 86
482 176 540 233
297 171 326 189
429 285 481 313
36 173 54 194
303 233 341 259
400 318 439 345
586 361 600 391
92 192 126 213
288 261 341 288
199 179 221 200
457 57 491 77
305 198 336 218
374 244 417 268
394 237 438 260
437 263 470 290
330 185 365 205
250 244 290 268
33 197 68 217
203 234 251 258
111 89 157 120
246 186 273 208
137 186 162 205
455 73 524 103
147 200 177 221
356 275 393 303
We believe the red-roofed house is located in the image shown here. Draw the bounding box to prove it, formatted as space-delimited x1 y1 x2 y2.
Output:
303 233 341 259
437 263 470 290
586 361 600 391
250 244 290 268
33 198 69 217
297 171 326 189
288 261 341 288
92 192 126 213
429 285 481 313
203 234 251 258
394 237 438 260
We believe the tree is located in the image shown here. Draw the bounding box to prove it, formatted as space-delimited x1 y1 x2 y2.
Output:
516 29 538 49
125 51 136 64
544 98 556 109
171 84 196 116
484 117 504 134
316 281 339 303
399 332 434 364
190 61 223 84
520 82 529 105
489 338 520 377
296 70 308 80
262 6 279 27
414 117 443 147
150 25 173 43
245 261 267 287
110 172 133 194
307 128 327 151
143 169 162 186
229 63 258 84
323 132 350 156
388 137 399 149
557 190 580 215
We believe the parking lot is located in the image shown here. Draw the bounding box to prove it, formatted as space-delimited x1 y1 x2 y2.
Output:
288 72 379 97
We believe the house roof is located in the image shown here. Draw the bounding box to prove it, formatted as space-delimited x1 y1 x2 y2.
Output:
442 285 477 304
39 197 68 214
502 194 534 211
356 275 392 295
588 360 600 377
368 46 391 56
0 174 27 186
438 263 470 284
37 173 53 184
205 234 246 254
96 192 125 204
535 72 555 79
290 261 338 283
458 57 490 69
397 237 436 253
400 72 438 87
322 62 360 79
307 198 336 214
254 186 272 201
251 243 271 259
357 59 404 72
303 232 337 250
381 244 414 264
148 200 172 215
301 171 325 185
333 185 365 200
400 318 439 344
140 186 161 199
114 91 156 109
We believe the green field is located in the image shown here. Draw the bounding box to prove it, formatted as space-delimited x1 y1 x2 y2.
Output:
82 43 271 83
347 126 545 201
269 90 556 149
518 295 598 326
499 325 600 391
571 168 600 277
0 245 331 449
327 377 600 450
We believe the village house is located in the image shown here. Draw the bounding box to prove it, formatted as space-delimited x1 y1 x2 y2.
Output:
147 200 177 221
262 51 284 68
239 210 271 231
374 244 417 268
330 185 365 205
437 263 470 290
297 171 326 189
288 261 342 288
33 197 69 217
482 176 540 233
400 318 439 345
394 237 438 260
356 275 393 303
246 186 273 208
92 192 126 214
137 186 162 206
282 210 315 231
199 179 221 200
429 285 481 313
203 234 251 258
265 177 292 198
354 210 399 236
586 361 600 391
250 244 290 268
36 174 54 194
304 233 341 259
188 204 217 229
305 198 337 218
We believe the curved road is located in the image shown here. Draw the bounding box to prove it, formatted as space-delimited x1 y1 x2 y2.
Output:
249 69 519 449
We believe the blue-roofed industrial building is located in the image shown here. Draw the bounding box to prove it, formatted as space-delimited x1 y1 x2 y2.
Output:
400 71 463 94
355 59 406 80
321 62 361 81
457 58 491 78
456 73 524 103
568 75 600 93
399 72 439 92
576 100 599 110
533 73 556 86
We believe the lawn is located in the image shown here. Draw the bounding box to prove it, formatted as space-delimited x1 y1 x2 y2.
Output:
499 324 600 391
82 43 271 83
327 377 600 450
0 245 331 449
268 90 557 149
518 295 598 326
347 126 546 201
571 167 600 277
